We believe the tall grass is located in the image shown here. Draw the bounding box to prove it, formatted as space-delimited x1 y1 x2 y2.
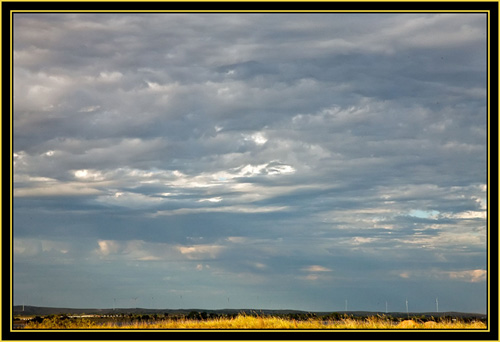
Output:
23 314 487 330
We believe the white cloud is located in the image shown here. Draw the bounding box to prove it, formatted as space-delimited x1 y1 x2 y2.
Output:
198 197 223 203
243 132 268 145
299 265 333 282
153 205 288 216
14 182 102 197
226 236 248 244
399 272 411 279
97 240 121 256
302 265 332 273
95 191 164 208
95 239 224 262
447 269 487 283
74 169 105 181
360 14 486 54
352 237 378 245
445 211 487 220
14 239 42 257
78 105 100 113
177 245 224 260
15 238 71 258
98 71 123 82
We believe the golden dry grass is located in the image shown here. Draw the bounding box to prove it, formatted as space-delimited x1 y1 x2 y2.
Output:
23 315 487 330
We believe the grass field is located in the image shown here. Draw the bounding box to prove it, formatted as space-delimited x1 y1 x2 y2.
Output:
21 314 487 330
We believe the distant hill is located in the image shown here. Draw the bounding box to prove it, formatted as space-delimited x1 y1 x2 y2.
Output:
12 305 487 320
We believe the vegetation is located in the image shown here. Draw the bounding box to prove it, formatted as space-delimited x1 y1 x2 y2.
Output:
23 315 98 329
21 313 487 330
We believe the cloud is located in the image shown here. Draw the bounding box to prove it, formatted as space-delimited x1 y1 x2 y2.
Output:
178 245 224 260
153 205 289 216
448 269 487 283
97 240 120 256
392 268 487 284
302 265 333 273
14 239 43 257
12 12 487 313
299 265 334 282
198 197 223 203
94 239 224 262
14 181 102 197
95 191 165 208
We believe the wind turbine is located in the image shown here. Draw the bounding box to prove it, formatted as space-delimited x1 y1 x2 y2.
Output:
385 301 388 314
436 297 439 313
405 298 409 317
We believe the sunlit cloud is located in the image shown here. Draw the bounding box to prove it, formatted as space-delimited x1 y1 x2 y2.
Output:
95 191 164 208
399 272 411 279
97 240 121 256
153 205 289 216
198 197 223 203
447 269 487 283
14 182 102 197
302 265 332 273
177 245 225 260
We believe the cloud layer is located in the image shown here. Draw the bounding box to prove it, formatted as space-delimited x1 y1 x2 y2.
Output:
13 13 487 313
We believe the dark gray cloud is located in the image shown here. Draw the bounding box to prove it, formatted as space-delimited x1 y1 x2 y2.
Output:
13 13 487 313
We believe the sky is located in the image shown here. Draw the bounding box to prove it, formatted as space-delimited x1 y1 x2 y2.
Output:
13 12 488 314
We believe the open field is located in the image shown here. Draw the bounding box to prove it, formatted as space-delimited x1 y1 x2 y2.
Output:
18 313 487 330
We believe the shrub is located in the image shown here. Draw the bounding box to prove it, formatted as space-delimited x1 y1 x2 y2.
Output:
24 315 99 329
